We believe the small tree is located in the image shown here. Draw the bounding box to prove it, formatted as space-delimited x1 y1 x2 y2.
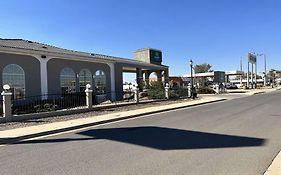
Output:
267 69 281 83
194 63 213 88
194 63 212 73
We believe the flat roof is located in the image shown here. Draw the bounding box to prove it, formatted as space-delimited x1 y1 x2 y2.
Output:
184 70 244 78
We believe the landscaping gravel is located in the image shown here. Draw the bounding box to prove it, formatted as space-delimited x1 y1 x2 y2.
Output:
0 98 193 131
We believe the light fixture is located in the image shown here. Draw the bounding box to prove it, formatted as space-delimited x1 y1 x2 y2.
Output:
86 84 91 89
3 84 10 91
189 59 193 66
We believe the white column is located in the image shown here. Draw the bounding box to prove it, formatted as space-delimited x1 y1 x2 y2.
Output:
134 87 140 103
33 55 49 99
40 58 49 96
85 84 93 109
107 63 116 101
165 83 169 99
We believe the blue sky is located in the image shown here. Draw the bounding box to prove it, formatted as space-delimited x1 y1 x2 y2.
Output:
0 0 280 81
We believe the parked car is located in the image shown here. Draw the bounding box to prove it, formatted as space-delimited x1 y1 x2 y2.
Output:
225 83 238 89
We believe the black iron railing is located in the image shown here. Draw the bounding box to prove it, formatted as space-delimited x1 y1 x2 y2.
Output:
12 93 86 115
0 99 3 116
93 91 135 105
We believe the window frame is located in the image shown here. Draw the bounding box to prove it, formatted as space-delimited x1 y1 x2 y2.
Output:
78 68 92 92
2 64 26 99
60 67 76 94
94 70 106 95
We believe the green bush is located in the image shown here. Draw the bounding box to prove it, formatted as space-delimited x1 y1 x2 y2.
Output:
197 87 216 94
169 90 179 99
174 87 188 97
147 81 165 99
169 87 188 99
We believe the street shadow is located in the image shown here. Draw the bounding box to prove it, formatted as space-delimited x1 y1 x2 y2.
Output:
270 114 281 116
22 119 47 123
14 126 266 150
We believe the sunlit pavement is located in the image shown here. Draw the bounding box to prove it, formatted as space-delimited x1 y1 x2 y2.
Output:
0 91 281 174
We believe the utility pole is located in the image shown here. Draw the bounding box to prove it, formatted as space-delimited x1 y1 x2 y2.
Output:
255 59 257 88
240 57 243 86
257 53 267 87
247 61 249 88
264 54 267 87
251 63 254 89
189 60 194 98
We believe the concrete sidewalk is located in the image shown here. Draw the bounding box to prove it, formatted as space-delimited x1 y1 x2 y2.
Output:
0 96 226 145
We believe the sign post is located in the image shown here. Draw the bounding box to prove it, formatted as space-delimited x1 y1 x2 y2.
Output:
247 53 257 89
213 71 225 94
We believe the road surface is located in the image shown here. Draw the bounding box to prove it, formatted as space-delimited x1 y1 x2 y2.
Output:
1 92 281 175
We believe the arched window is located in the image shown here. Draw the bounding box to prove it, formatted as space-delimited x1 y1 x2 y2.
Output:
60 68 76 94
94 70 106 95
79 69 92 92
149 72 158 82
3 64 25 99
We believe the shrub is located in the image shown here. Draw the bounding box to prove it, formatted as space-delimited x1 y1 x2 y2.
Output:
197 87 216 94
170 87 188 99
147 81 165 99
174 87 188 97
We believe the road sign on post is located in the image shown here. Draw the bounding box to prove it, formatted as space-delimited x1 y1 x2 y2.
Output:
248 53 257 64
247 53 257 89
213 71 225 83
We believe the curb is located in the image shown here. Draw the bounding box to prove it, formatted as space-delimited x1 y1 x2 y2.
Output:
264 150 281 175
0 98 226 145
253 91 266 95
4 99 167 124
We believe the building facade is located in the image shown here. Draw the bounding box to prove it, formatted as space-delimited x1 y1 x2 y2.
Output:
0 39 169 101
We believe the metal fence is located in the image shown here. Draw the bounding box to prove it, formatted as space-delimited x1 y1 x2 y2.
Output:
8 88 189 116
93 91 136 106
12 93 86 115
0 99 3 117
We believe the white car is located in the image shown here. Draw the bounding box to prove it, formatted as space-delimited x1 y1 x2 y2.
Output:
225 83 238 89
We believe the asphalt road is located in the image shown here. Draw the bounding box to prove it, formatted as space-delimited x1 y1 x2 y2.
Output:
1 92 281 175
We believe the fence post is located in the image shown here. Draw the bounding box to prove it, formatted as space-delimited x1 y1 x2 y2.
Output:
134 88 140 104
188 83 191 98
215 84 219 94
1 90 12 122
85 84 93 109
165 83 169 99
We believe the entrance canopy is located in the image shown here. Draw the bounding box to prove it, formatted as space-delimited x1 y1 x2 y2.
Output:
184 70 244 78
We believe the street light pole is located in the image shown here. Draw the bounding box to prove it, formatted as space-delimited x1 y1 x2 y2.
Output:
257 53 267 87
190 60 193 98
264 54 267 87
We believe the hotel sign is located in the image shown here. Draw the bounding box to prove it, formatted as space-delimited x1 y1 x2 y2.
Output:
248 53 257 64
150 50 162 63
213 71 225 83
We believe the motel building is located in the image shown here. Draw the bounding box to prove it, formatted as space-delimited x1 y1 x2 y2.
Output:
0 39 169 102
